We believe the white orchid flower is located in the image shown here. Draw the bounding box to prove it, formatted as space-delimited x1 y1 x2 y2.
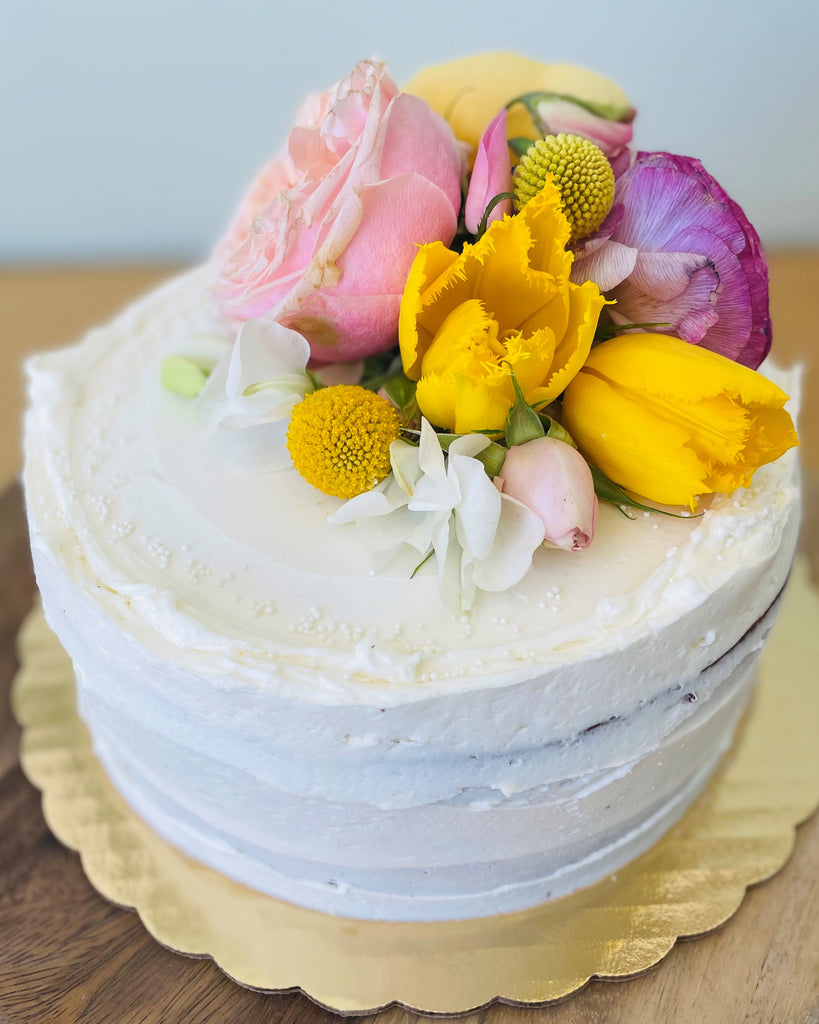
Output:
330 420 545 611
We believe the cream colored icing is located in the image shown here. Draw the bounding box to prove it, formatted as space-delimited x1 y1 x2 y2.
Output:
23 268 801 919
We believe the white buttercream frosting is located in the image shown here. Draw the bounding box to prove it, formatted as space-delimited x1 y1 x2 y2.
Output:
23 268 801 919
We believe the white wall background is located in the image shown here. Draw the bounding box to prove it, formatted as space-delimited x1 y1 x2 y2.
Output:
3 0 818 262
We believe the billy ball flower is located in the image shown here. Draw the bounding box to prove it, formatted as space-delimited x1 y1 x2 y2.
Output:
286 385 402 499
513 134 615 242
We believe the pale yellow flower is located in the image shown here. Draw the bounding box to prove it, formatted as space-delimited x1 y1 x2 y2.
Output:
404 52 634 160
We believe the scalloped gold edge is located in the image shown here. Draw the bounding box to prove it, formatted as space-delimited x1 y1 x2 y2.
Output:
13 560 819 1016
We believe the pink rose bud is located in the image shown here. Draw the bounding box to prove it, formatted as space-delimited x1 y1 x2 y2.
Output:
464 109 512 235
497 437 598 551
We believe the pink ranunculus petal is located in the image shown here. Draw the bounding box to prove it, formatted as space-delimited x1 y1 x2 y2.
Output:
572 239 638 292
610 260 720 342
573 151 771 368
629 249 712 302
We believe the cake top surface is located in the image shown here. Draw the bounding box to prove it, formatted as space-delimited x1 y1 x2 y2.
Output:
24 267 800 704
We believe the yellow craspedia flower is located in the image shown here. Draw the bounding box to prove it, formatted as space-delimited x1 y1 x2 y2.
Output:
561 333 799 509
286 385 401 499
399 181 605 434
513 134 615 242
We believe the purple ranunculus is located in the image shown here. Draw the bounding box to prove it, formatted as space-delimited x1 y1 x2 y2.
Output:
571 152 771 368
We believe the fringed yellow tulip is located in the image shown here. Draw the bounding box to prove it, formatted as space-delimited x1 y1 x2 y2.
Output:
561 333 798 508
399 184 605 434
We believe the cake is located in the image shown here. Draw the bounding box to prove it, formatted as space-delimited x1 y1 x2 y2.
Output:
23 54 800 922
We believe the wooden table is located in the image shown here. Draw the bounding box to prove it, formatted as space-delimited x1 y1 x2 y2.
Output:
1 263 818 1024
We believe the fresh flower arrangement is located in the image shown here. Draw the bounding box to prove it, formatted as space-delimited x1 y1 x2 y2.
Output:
164 53 798 612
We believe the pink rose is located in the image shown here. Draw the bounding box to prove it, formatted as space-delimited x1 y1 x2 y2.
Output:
216 60 463 363
216 146 298 258
464 109 512 235
497 437 598 551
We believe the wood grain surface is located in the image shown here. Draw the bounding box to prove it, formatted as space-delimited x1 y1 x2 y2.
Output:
1 263 819 1024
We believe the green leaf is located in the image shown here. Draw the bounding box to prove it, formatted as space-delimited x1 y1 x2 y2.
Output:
505 373 545 446
434 433 458 450
378 374 420 428
590 464 699 520
160 356 212 399
362 351 401 381
383 374 416 410
540 414 577 448
474 442 508 478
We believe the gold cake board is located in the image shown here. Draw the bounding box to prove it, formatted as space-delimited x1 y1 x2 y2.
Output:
12 561 819 1016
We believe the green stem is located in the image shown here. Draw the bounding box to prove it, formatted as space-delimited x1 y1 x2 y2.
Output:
475 191 517 239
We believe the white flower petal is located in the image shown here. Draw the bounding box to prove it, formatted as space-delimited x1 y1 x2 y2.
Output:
449 433 490 459
195 347 233 431
210 420 294 473
390 438 423 496
472 495 545 592
328 485 395 526
328 422 544 610
226 318 312 422
409 471 459 513
418 419 446 480
450 453 501 561
227 318 312 399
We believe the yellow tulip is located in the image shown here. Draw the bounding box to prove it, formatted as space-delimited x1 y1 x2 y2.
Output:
398 184 605 434
404 52 634 157
561 333 799 508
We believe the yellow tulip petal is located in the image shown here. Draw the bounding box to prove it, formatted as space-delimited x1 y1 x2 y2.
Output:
398 162 605 432
505 328 556 393
528 280 603 406
741 405 799 466
637 392 749 466
520 182 573 277
420 299 501 377
453 370 514 434
562 372 708 507
461 216 558 331
399 242 461 380
416 368 510 434
584 333 791 409
562 333 798 507
416 371 458 430
705 404 798 492
404 53 633 154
